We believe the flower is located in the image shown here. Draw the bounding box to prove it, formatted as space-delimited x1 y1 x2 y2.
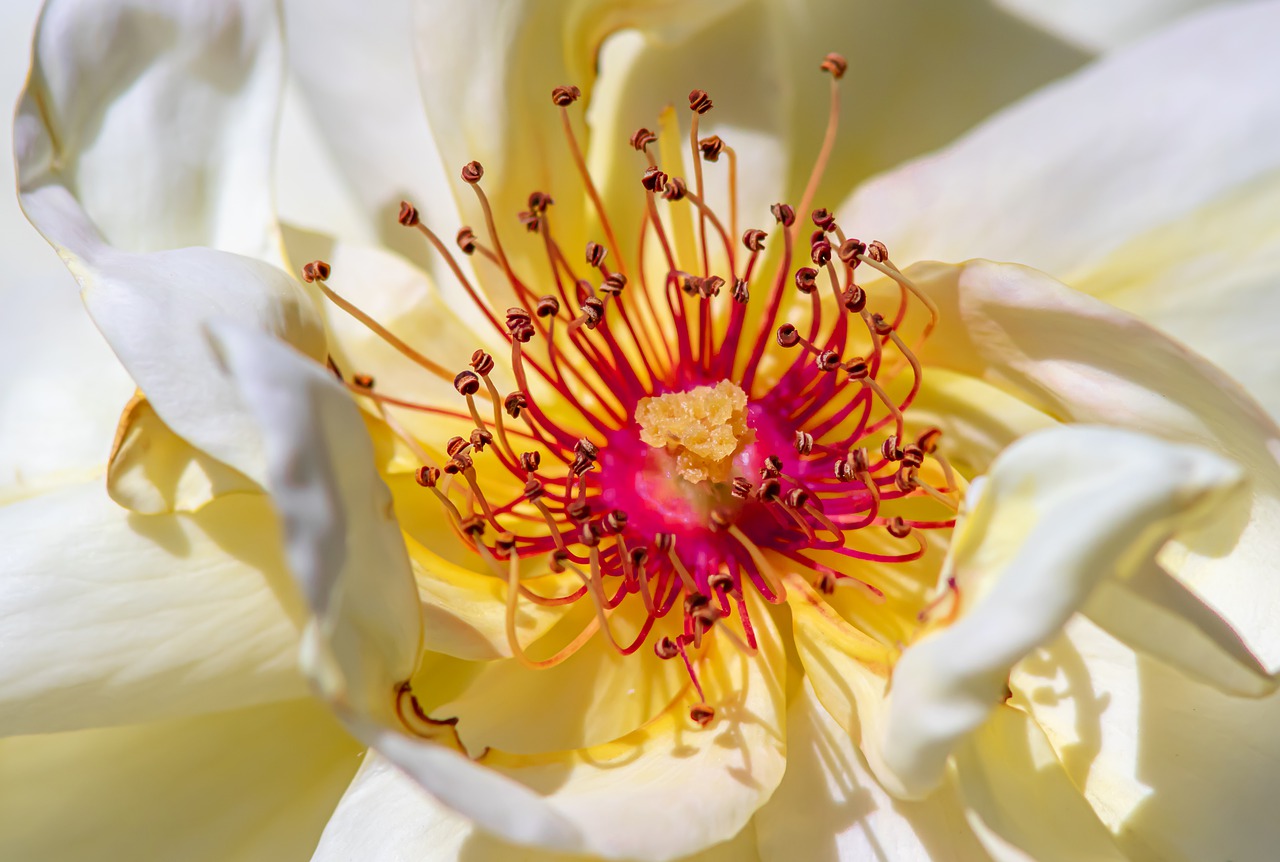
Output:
6 3 1280 862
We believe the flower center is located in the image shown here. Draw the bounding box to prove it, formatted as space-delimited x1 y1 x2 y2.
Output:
302 52 963 730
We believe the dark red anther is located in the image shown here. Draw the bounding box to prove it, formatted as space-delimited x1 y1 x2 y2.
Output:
842 285 867 313
535 295 561 317
834 459 854 481
882 435 904 461
917 428 943 454
776 323 801 348
528 191 554 213
470 429 493 452
901 444 925 469
655 637 679 660
795 430 814 455
887 516 912 539
700 276 725 299
698 135 725 161
815 572 838 595
504 391 528 418
470 349 495 376
453 370 481 396
519 451 541 473
845 357 869 379
580 522 602 547
820 52 848 79
755 477 782 503
689 704 715 727
301 260 330 283
604 510 628 534
641 166 668 192
795 267 819 294
662 176 688 201
731 278 749 304
681 275 702 297
867 240 889 262
579 295 605 329
523 478 546 502
456 227 477 255
811 208 836 231
708 571 734 594
549 549 569 573
517 209 540 232
785 487 810 509
849 447 870 474
601 272 627 297
460 515 486 537
730 477 753 499
742 228 767 252
895 466 919 493
838 238 867 264
460 161 484 184
816 350 841 373
397 201 420 227
505 307 535 342
551 85 581 106
871 313 894 336
629 546 650 567
771 203 796 226
585 241 607 268
574 438 600 462
495 531 517 557
415 466 441 488
684 593 711 616
809 229 827 247
567 499 592 524
352 373 375 389
445 436 469 458
688 89 713 114
762 454 784 477
440 452 467 473
811 239 833 266
654 532 676 552
630 127 657 152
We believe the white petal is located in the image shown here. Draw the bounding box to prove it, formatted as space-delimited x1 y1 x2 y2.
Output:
991 0 1215 50
1012 616 1280 861
950 706 1126 862
842 2 1280 279
0 698 361 862
0 480 307 736
882 424 1245 798
754 682 993 862
209 322 421 719
915 259 1280 673
16 0 285 261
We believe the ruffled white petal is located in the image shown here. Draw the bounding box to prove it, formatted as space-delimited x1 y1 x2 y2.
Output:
0 698 361 862
0 479 307 736
991 0 1214 50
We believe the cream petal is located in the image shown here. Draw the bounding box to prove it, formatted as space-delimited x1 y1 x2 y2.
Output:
754 682 993 862
209 322 421 721
841 2 1280 279
992 0 1215 50
0 698 361 862
0 479 307 736
914 259 1280 673
950 705 1126 862
1012 616 1280 861
881 424 1245 798
15 0 285 261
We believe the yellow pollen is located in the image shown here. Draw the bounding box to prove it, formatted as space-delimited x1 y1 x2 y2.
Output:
635 380 753 484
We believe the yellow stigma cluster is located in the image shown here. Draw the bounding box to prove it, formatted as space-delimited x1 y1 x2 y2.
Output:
635 381 753 484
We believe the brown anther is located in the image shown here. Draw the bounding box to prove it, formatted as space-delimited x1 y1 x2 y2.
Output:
692 603 722 632
684 593 711 616
762 454 784 477
585 241 607 268
867 240 889 263
887 516 912 539
689 704 716 727
574 438 600 462
698 135 725 161
809 229 827 248
785 487 810 509
849 447 870 473
838 238 867 264
495 532 518 557
708 571 734 593
820 52 848 79
578 295 605 329
517 209 540 232
505 307 535 342
700 276 725 299
455 227 477 255
445 436 469 458
882 435 904 461
528 191 554 213
459 515 486 537
834 459 854 481
795 430 815 455
600 272 627 297
742 228 767 252
397 201 420 227
630 127 657 152
566 499 592 524
731 278 749 304
641 166 668 192
901 444 925 469
352 373 375 389
470 429 494 452
776 323 801 348
816 350 842 372
917 428 943 454
550 85 581 107
415 466 441 488
842 285 867 313
871 313 894 336
845 357 869 380
756 476 782 503
504 391 528 418
629 546 650 567
550 549 570 573
681 275 702 297
895 466 919 493
460 161 484 184
815 571 838 595
771 203 796 226
579 522 601 547
519 451 541 473
811 239 833 266
535 295 561 317
655 637 680 660
661 176 687 201
570 455 595 477
709 508 734 531
795 267 819 294
301 260 330 283
811 208 836 231
453 370 481 396
604 510 628 534
731 477 753 499
523 478 545 502
654 532 676 552
469 349 495 376
688 89 713 114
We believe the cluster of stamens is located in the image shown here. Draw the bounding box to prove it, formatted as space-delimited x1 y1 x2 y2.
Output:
305 53 960 729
